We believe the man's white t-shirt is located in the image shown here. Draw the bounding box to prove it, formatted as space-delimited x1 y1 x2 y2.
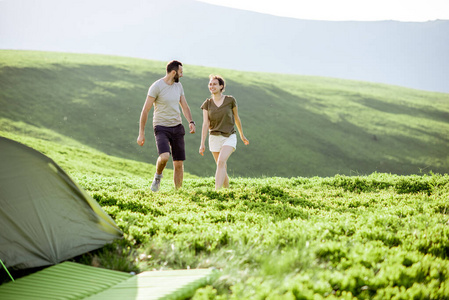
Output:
148 78 184 127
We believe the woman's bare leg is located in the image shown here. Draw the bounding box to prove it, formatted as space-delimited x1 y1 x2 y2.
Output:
213 146 234 189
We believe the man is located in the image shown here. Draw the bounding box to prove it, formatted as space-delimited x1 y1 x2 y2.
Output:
137 60 196 192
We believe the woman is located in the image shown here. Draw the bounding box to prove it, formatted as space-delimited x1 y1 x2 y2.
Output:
199 75 249 190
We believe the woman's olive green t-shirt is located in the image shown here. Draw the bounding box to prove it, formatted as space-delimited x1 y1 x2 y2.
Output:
201 96 237 137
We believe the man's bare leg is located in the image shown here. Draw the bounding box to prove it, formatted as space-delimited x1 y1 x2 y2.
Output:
156 152 170 175
173 160 184 190
151 152 170 192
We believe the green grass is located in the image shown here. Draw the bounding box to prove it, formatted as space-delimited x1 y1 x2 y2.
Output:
1 50 448 178
1 49 449 297
1 127 448 299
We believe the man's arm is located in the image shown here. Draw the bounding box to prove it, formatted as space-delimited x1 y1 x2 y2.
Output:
137 95 155 146
179 95 196 134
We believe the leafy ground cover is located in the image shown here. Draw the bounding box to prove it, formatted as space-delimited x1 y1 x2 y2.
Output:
2 131 448 299
81 174 449 299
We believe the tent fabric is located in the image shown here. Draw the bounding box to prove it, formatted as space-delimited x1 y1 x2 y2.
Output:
0 137 122 269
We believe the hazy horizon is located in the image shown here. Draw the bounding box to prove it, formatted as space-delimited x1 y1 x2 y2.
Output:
1 0 448 93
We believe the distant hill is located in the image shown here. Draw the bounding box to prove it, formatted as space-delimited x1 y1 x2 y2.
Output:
1 50 448 177
0 0 448 93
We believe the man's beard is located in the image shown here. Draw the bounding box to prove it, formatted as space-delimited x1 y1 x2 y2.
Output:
174 72 180 82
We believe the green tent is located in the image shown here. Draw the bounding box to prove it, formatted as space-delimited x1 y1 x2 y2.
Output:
0 136 122 269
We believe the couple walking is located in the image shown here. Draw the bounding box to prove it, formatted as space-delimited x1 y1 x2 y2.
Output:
137 60 249 192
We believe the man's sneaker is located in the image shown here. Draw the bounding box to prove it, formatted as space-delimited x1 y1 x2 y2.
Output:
151 174 163 192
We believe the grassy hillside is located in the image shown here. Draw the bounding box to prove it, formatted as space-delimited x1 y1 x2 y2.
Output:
1 50 448 178
1 130 448 299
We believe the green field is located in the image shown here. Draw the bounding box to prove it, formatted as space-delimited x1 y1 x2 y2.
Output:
1 50 449 298
1 50 448 178
1 126 448 299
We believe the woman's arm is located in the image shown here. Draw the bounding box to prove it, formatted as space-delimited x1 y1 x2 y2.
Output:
233 106 249 145
199 109 210 156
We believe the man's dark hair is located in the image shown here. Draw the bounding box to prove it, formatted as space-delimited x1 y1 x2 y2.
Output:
166 60 183 73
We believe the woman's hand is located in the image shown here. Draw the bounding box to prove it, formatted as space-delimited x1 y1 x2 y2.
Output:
241 135 249 145
199 144 205 156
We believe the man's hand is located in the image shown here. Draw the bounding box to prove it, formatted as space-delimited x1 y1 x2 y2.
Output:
189 123 196 134
137 134 145 146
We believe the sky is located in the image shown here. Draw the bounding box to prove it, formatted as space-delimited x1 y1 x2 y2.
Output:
198 0 449 22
